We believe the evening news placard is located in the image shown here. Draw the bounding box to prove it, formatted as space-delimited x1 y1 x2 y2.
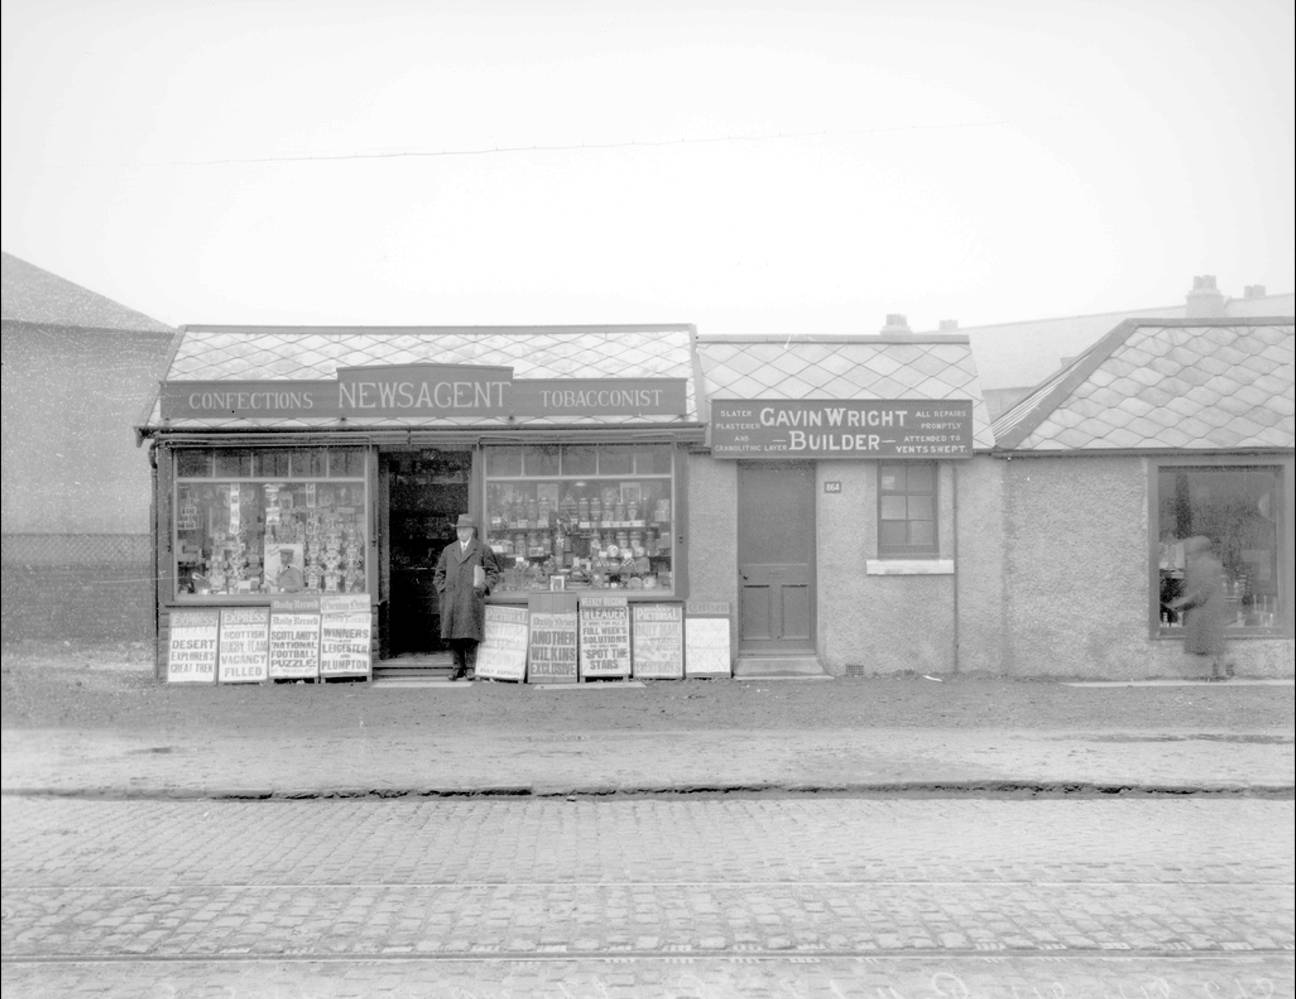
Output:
527 593 579 683
475 605 530 682
685 602 733 678
217 607 270 684
710 399 974 459
167 608 220 683
632 603 685 679
319 594 371 678
268 595 321 680
579 596 631 680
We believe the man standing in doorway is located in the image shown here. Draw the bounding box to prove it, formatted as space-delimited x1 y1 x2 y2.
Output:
433 514 501 680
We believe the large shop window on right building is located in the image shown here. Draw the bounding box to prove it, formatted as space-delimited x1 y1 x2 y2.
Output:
1156 464 1284 634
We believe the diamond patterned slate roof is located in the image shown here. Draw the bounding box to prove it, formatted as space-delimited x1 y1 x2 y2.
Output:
695 335 995 450
143 325 700 430
992 319 1295 451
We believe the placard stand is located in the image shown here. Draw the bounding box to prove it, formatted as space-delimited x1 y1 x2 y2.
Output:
578 596 632 680
527 592 579 684
476 604 530 682
685 601 732 678
631 602 684 679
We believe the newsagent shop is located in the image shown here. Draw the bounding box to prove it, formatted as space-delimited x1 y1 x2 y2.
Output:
138 322 1005 684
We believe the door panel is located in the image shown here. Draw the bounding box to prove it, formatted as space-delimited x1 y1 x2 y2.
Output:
738 463 815 653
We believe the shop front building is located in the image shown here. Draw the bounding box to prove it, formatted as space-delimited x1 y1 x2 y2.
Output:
139 325 704 682
990 317 1294 677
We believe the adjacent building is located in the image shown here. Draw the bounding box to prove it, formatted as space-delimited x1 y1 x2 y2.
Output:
1 253 176 641
991 316 1294 677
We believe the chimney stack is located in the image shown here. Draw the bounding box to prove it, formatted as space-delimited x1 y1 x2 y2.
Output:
1185 275 1226 318
938 319 959 332
880 313 911 335
1244 284 1267 300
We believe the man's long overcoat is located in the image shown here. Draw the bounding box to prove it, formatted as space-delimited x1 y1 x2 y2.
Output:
433 538 502 642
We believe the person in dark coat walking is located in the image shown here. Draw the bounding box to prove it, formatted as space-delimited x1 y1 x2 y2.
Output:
434 514 501 680
1168 535 1232 681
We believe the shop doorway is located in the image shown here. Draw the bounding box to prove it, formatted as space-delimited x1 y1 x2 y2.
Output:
737 462 815 654
382 449 472 657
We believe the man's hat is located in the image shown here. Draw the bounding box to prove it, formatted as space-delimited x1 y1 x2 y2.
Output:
454 514 476 530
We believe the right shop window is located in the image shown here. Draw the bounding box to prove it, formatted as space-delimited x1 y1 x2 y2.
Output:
878 461 938 558
1155 464 1285 634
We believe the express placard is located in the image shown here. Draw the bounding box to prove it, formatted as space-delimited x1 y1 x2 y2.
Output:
218 606 270 683
167 608 220 683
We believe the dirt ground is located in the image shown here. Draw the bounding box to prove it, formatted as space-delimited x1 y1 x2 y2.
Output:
2 639 1292 736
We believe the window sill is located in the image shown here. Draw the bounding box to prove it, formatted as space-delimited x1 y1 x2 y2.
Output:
865 559 954 576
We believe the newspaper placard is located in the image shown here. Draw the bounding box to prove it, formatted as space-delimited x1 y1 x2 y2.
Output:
217 606 270 684
319 594 371 678
475 604 531 682
268 595 321 679
527 610 579 683
685 601 733 678
579 596 631 679
166 608 220 683
631 602 684 679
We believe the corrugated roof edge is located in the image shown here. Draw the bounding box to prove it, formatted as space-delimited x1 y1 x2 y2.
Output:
179 323 697 335
991 316 1296 454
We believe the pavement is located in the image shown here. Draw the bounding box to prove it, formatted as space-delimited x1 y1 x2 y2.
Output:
2 677 1293 800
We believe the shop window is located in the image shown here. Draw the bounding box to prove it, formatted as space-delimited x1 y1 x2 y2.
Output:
1155 464 1284 634
878 462 938 557
172 447 368 600
484 443 676 595
486 446 523 477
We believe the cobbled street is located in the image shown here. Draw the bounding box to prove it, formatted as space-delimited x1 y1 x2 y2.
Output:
2 795 1291 998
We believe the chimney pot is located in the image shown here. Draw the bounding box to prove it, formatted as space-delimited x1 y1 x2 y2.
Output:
1186 274 1226 318
1244 284 1267 299
938 319 959 332
880 313 911 334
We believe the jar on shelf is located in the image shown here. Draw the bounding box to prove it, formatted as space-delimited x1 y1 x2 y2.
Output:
590 496 602 524
578 497 591 523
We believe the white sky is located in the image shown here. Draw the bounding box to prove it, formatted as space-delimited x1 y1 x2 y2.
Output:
2 0 1293 334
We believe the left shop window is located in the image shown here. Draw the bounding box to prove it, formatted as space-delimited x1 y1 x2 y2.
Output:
173 447 368 599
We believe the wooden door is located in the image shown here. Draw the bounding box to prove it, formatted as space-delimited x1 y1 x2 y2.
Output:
737 462 815 653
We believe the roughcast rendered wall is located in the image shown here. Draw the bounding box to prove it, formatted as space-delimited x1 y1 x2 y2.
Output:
1000 454 1294 678
684 455 739 649
1002 455 1150 677
815 462 955 676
